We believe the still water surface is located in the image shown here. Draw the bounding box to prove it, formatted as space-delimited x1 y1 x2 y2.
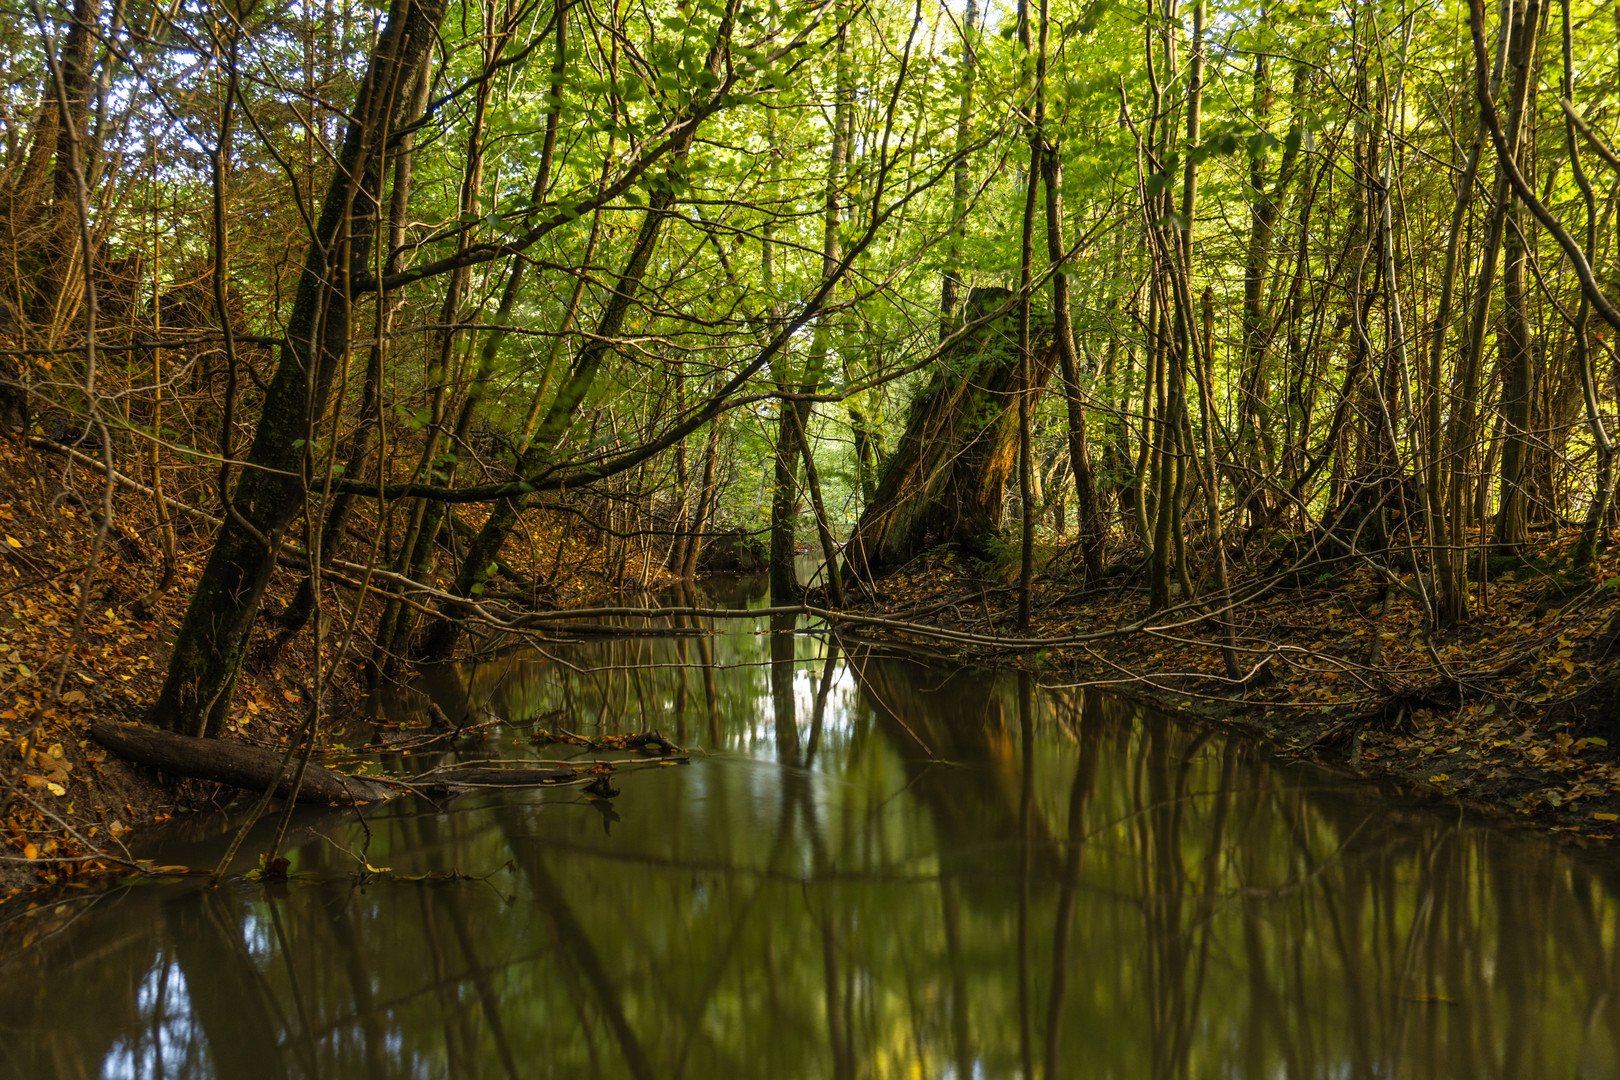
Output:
4 574 1620 1078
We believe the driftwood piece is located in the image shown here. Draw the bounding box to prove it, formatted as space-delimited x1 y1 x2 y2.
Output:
536 729 683 754
600 731 682 755
92 721 396 805
410 765 580 794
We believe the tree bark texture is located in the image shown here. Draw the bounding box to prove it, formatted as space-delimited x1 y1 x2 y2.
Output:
93 721 395 804
846 288 1057 579
151 0 449 736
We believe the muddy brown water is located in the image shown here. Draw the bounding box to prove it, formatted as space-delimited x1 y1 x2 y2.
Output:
3 572 1620 1078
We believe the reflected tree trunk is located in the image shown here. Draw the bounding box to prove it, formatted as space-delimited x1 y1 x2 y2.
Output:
770 611 800 764
165 895 291 1080
1044 692 1100 1076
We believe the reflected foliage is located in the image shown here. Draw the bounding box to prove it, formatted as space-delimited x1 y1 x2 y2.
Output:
5 578 1620 1078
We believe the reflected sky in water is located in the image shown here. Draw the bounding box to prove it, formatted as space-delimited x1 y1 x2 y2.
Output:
4 574 1620 1079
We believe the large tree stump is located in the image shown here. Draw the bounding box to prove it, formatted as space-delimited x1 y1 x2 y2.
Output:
845 287 1057 579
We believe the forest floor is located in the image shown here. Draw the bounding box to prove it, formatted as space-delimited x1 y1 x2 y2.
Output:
0 439 667 910
842 536 1620 844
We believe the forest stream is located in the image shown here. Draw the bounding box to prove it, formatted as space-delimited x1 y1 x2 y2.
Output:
3 568 1620 1079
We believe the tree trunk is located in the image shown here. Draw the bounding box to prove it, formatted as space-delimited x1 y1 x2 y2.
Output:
418 191 678 661
273 60 431 652
93 721 394 804
939 0 981 329
770 16 850 602
846 288 1058 578
1491 0 1543 555
680 419 723 580
151 0 448 736
1040 95 1105 580
32 0 98 338
1563 0 1614 565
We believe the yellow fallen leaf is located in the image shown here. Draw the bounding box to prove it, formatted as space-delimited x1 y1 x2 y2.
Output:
45 782 65 796
22 843 37 860
1594 813 1618 822
4 535 19 549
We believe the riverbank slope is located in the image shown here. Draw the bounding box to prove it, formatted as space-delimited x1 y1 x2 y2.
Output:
0 439 680 905
839 540 1620 842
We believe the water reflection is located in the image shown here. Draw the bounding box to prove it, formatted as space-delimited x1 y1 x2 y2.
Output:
4 576 1620 1078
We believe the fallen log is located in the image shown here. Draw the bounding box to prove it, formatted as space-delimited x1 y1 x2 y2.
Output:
617 731 682 754
92 721 396 805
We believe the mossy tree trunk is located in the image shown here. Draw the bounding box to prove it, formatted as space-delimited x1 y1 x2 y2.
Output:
845 288 1058 579
151 0 447 737
1492 0 1542 555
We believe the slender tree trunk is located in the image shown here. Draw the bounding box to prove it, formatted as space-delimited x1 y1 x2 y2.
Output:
787 406 845 605
1492 0 1543 554
33 0 97 339
1144 0 1182 613
940 0 980 329
420 194 674 659
768 403 802 600
1041 120 1105 579
666 365 691 573
1564 0 1614 565
1168 0 1238 674
1447 0 1519 610
680 418 723 580
770 15 850 602
134 170 175 615
1235 51 1304 529
1428 106 1491 622
273 60 431 651
1016 0 1040 630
